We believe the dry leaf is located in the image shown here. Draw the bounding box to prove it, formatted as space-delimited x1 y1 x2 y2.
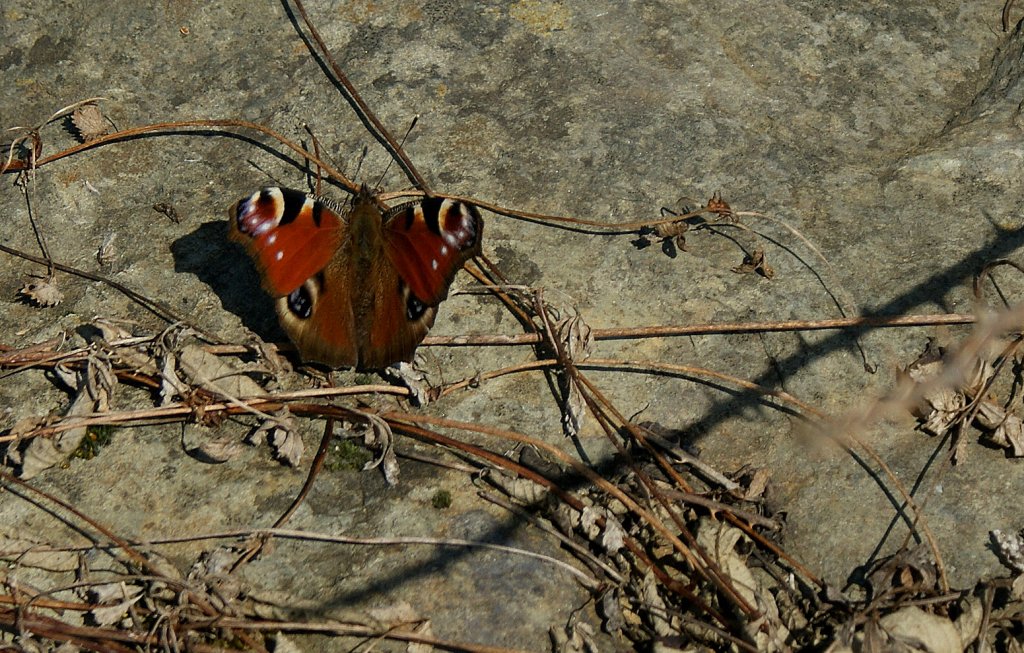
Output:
555 309 593 437
992 529 1024 573
96 232 116 267
159 349 190 406
189 434 246 464
550 620 597 653
271 633 303 653
250 409 301 466
179 344 264 398
579 506 625 554
865 544 938 598
732 248 774 279
270 426 303 467
19 278 63 307
152 202 181 223
877 606 960 653
976 401 1024 456
71 103 108 142
653 219 689 250
483 469 549 504
20 359 115 479
88 583 142 626
383 361 430 406
706 191 733 219
359 413 399 485
600 589 625 633
640 568 675 637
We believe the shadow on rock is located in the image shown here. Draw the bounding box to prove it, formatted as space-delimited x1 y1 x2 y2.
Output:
170 220 284 343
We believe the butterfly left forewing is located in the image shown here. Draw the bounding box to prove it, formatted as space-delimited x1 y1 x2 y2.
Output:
229 187 360 367
228 187 344 296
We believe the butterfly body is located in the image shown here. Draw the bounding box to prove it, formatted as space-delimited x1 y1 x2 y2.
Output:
229 186 482 369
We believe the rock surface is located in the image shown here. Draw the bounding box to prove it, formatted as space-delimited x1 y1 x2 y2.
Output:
1 1 1023 649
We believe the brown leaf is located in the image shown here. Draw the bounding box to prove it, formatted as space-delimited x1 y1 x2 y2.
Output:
152 202 181 223
189 435 246 464
732 248 774 279
71 103 108 143
706 191 734 220
359 413 399 485
179 344 264 398
250 409 301 466
991 529 1024 573
877 606 960 653
382 361 430 406
19 278 63 307
977 401 1024 456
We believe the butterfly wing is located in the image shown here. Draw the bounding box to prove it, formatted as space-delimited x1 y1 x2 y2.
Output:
352 196 482 368
383 196 483 304
229 187 360 367
228 187 343 295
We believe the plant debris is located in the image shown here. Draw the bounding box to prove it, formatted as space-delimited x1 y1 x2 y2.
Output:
70 102 109 142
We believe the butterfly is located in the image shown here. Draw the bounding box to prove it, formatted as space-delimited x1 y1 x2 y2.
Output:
228 185 483 369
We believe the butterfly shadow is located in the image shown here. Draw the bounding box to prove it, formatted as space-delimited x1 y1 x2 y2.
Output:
171 220 286 345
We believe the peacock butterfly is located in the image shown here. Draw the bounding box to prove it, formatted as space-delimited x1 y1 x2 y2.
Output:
228 186 483 369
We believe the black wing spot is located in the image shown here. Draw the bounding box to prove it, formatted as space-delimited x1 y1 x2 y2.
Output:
287 283 315 319
419 197 445 234
278 188 307 226
406 289 428 321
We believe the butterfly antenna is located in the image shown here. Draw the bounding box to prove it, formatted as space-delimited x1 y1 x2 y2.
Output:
374 115 419 192
303 123 324 196
352 145 369 187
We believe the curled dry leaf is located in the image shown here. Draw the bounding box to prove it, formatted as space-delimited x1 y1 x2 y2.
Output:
991 529 1024 573
70 103 108 142
179 343 264 398
550 620 598 653
19 358 116 479
732 248 775 279
483 468 549 504
159 349 190 406
903 340 1005 462
554 309 593 437
600 589 625 633
152 202 181 223
640 568 676 637
19 278 63 307
580 506 626 555
358 413 399 485
976 401 1024 456
706 191 734 220
653 219 689 251
250 409 302 466
697 519 790 651
188 434 247 464
382 361 430 406
865 544 938 599
88 582 143 627
270 634 303 653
